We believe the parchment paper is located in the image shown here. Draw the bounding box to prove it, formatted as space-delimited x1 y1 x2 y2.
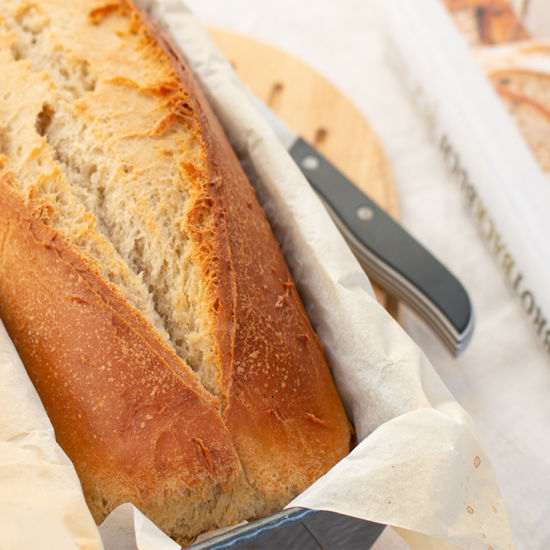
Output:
143 2 516 548
0 319 103 550
0 1 515 548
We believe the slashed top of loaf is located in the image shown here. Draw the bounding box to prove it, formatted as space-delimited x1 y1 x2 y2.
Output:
0 1 353 541
0 0 220 393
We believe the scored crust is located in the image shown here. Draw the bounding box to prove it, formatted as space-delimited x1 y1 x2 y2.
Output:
0 179 249 542
0 0 352 544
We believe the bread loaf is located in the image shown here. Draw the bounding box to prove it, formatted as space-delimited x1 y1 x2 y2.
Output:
444 1 550 174
491 74 550 172
0 0 352 544
442 0 529 46
475 43 550 173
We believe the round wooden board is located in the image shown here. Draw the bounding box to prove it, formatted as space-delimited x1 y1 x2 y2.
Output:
209 28 401 319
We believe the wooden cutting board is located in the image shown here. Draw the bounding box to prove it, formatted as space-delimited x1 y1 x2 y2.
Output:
209 29 401 319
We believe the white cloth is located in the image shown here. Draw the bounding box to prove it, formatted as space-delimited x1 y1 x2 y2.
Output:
182 1 550 549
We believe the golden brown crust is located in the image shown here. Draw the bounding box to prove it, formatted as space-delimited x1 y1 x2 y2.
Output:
443 0 530 45
0 178 243 529
135 0 353 499
0 0 352 544
489 67 550 89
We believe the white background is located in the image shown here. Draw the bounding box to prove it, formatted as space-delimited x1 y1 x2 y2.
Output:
183 2 550 549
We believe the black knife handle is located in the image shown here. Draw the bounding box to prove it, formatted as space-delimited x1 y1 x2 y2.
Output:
289 137 474 356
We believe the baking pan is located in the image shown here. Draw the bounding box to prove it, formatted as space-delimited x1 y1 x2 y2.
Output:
191 507 385 549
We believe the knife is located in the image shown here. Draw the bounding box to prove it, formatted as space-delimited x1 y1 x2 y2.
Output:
250 92 474 356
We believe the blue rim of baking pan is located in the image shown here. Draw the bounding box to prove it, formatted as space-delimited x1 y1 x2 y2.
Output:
190 507 385 549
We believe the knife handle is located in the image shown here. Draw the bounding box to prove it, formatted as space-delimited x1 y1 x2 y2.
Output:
289 137 474 356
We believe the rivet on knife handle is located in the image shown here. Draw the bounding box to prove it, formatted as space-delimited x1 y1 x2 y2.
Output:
289 137 474 356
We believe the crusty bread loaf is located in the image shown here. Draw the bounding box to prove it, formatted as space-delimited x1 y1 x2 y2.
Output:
490 67 550 110
0 0 352 544
491 74 550 172
442 0 529 46
444 1 550 174
476 45 550 173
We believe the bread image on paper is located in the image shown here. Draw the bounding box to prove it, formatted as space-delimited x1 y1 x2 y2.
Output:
488 68 550 173
443 1 550 175
0 0 352 544
442 0 530 46
475 42 550 173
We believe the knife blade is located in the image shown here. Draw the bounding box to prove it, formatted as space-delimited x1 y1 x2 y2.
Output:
249 92 474 356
